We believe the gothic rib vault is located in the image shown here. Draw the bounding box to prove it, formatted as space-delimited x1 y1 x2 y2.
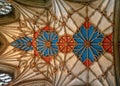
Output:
0 0 117 86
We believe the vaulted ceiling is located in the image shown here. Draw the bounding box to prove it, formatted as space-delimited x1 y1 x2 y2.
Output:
0 0 119 86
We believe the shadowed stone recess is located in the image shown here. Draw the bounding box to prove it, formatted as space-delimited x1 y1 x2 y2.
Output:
66 0 97 3
14 0 51 8
0 32 8 54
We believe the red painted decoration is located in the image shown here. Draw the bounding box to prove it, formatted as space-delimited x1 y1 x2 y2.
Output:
42 26 53 31
83 59 92 67
102 34 113 54
42 56 52 63
57 35 75 53
34 50 39 57
84 21 91 29
34 31 39 38
31 40 36 47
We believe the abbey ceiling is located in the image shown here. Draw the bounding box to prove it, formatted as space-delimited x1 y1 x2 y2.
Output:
0 0 120 86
